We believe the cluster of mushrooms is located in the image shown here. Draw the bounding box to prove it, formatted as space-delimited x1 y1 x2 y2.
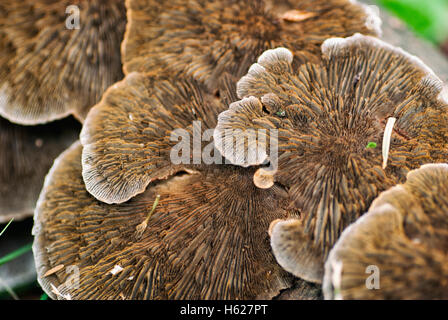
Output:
1 0 447 300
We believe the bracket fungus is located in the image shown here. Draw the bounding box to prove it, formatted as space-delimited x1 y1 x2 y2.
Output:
80 72 230 204
323 164 448 299
214 34 448 282
0 0 126 124
122 0 381 91
0 117 80 223
33 73 298 299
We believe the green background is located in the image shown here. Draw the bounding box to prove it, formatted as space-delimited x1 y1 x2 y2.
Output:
378 0 448 44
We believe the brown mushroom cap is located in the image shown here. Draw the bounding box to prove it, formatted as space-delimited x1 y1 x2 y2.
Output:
33 141 294 299
214 34 448 279
80 72 226 204
0 116 80 223
323 163 448 299
122 0 380 91
0 0 126 125
269 219 324 283
36 73 298 299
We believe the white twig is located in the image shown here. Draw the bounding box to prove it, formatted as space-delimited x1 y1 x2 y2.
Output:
382 117 396 169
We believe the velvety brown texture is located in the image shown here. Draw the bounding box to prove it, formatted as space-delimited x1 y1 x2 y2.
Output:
34 74 296 299
80 72 229 204
34 143 294 300
122 0 380 91
0 0 126 124
215 34 448 280
323 164 448 299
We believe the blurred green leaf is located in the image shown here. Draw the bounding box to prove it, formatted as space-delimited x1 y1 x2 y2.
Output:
0 243 33 267
378 0 448 44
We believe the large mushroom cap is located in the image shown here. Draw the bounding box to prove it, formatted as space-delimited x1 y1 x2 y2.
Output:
122 0 381 91
323 163 448 299
214 34 448 281
35 74 297 299
0 0 126 125
80 72 226 204
0 116 80 223
33 142 294 300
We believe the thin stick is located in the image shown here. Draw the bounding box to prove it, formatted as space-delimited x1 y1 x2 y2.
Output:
0 218 14 238
135 195 161 239
382 117 396 169
0 276 19 300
